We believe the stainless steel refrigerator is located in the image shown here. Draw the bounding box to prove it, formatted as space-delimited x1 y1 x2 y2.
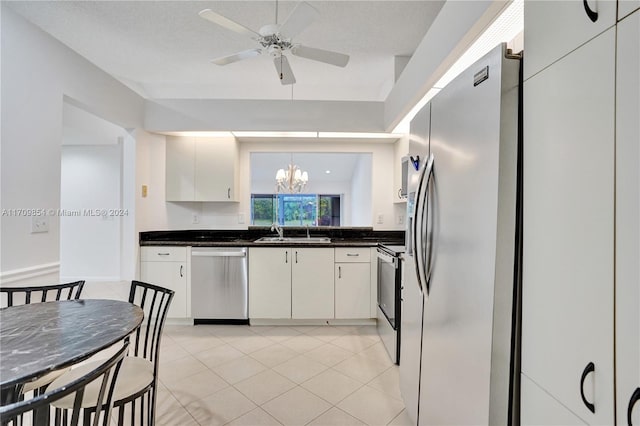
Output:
399 43 522 425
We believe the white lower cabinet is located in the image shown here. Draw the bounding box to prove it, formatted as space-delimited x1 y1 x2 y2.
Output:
248 247 334 319
335 248 371 319
248 247 291 319
140 246 189 318
291 248 334 319
248 246 375 321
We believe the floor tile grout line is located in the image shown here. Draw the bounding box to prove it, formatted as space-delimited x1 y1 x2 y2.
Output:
158 324 403 426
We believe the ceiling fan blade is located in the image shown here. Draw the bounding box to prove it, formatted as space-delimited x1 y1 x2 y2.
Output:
273 55 296 85
279 2 319 38
291 45 350 67
199 9 260 38
211 49 262 65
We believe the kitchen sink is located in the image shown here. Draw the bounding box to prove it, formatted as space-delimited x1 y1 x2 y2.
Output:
254 236 332 243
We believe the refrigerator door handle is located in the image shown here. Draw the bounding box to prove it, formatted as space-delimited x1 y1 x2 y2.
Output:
413 154 434 295
413 159 427 294
423 155 436 290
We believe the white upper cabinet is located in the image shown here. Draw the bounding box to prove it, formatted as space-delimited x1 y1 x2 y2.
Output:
522 27 616 424
615 9 640 425
166 136 238 202
166 136 195 201
524 0 617 80
194 137 238 201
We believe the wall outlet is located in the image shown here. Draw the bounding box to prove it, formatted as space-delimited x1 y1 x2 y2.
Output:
238 214 245 224
397 214 404 225
31 217 49 233
192 214 200 224
377 214 384 224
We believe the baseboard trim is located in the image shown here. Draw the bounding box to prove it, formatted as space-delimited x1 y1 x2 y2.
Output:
249 318 377 326
0 262 60 285
59 276 122 283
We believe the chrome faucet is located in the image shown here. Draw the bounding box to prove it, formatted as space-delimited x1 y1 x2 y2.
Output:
271 222 284 239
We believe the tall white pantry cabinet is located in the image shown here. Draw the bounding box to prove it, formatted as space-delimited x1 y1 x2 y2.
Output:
521 1 639 425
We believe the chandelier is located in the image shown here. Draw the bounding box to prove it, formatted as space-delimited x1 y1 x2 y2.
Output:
275 162 308 193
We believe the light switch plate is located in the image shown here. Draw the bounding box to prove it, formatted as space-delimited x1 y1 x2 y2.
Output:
31 217 49 233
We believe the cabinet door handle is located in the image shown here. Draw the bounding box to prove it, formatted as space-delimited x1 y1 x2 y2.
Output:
295 251 298 264
227 187 231 199
285 251 288 264
583 0 598 22
338 266 342 279
629 387 640 425
580 361 596 413
179 265 183 277
157 253 170 256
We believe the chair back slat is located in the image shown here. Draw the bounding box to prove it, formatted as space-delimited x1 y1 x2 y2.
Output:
128 281 174 371
0 341 128 426
0 281 85 308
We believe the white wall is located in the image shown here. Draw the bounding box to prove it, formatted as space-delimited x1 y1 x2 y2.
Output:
351 155 373 226
135 136 403 231
60 144 122 280
0 6 144 283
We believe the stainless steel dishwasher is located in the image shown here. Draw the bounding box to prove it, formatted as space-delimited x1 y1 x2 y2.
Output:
191 247 248 324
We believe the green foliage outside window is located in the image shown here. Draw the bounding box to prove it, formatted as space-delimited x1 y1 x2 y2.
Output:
251 194 340 226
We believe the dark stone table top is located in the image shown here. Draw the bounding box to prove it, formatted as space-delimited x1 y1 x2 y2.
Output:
0 299 143 389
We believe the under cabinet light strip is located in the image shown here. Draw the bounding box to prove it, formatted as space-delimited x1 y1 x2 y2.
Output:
231 131 318 138
318 132 400 139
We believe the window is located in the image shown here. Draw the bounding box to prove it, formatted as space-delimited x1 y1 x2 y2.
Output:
251 194 341 226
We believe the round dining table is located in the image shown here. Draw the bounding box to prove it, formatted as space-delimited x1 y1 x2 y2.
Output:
0 299 143 404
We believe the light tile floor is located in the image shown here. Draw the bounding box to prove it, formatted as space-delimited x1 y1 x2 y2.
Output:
156 324 414 426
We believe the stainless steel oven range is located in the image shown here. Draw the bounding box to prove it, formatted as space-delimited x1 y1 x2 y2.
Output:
376 244 404 364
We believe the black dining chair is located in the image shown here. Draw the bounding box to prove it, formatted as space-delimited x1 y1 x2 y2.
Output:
0 281 85 308
0 341 128 426
0 281 85 396
50 281 174 426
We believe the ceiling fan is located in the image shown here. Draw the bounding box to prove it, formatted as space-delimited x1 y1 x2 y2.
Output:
199 1 350 85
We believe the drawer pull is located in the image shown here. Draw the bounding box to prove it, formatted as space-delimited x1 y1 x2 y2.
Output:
580 361 595 413
346 253 360 257
157 253 171 256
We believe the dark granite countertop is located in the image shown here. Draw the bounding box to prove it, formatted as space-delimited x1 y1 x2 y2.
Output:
140 227 404 248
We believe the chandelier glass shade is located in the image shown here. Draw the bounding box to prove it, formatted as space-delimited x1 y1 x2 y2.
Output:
275 163 308 193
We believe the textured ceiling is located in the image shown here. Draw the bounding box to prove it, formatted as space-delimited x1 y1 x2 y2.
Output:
6 1 445 101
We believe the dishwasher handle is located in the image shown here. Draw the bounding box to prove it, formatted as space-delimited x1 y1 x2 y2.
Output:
192 250 247 257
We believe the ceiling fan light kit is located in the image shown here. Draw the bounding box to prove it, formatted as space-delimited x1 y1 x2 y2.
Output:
199 1 350 85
